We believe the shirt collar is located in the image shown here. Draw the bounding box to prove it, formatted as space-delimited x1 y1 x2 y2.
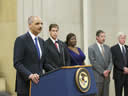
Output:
118 42 125 46
96 41 103 47
50 36 58 43
118 43 126 53
29 30 38 40
118 43 125 49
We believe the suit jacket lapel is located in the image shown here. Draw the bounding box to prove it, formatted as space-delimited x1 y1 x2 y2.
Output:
95 43 105 62
58 40 63 55
39 37 44 60
117 44 123 57
124 45 128 64
124 45 128 55
26 32 39 59
103 45 107 58
48 38 60 54
103 45 109 64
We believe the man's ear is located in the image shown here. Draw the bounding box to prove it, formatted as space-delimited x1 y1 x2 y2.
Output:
96 36 98 40
28 24 32 29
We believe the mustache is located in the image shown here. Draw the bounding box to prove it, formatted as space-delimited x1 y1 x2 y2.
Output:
102 39 105 42
39 27 42 30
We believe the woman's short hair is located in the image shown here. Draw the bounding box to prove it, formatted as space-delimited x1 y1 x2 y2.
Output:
65 33 76 46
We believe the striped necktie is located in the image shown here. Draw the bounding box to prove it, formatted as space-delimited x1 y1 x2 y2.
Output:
35 37 40 60
100 45 104 57
122 46 127 66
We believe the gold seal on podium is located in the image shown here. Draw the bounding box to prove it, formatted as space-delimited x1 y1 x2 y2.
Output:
75 68 91 93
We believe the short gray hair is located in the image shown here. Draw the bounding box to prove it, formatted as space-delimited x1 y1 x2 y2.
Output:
28 16 34 25
117 32 126 39
28 16 40 25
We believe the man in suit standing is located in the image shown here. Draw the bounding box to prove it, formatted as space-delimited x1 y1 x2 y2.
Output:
44 24 70 72
88 30 113 96
111 32 128 96
13 16 45 96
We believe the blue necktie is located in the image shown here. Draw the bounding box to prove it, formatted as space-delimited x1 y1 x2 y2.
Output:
35 37 40 60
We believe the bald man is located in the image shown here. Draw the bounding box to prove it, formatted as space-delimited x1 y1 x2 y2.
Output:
13 16 46 96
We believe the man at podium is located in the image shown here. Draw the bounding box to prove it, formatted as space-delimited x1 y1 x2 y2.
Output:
13 16 46 96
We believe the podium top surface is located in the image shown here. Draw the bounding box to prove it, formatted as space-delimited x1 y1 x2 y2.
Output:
61 65 92 69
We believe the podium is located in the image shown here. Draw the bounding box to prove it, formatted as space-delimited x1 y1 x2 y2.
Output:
30 65 97 96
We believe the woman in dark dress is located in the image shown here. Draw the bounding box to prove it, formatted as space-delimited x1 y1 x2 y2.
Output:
65 33 86 66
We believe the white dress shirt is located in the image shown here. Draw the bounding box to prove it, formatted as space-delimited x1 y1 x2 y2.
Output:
96 41 105 54
50 36 60 52
29 31 42 58
118 43 126 53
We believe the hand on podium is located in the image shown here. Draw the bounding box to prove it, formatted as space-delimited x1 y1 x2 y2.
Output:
29 73 40 84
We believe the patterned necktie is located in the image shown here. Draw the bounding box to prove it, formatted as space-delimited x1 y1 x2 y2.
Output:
100 45 104 57
122 46 127 65
35 37 40 60
122 46 126 54
55 41 59 51
55 41 58 49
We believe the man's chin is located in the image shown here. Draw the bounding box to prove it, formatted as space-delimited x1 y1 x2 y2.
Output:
54 36 57 38
52 37 57 40
37 31 41 33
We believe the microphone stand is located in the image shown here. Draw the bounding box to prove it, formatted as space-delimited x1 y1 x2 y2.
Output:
58 41 65 66
62 46 65 66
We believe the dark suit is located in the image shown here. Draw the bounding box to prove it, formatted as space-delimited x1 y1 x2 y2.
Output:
44 38 70 72
111 44 128 96
13 32 45 95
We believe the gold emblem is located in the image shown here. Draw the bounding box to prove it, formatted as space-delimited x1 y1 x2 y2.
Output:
75 68 91 93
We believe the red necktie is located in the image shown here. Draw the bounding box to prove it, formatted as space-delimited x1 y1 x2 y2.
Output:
55 42 58 49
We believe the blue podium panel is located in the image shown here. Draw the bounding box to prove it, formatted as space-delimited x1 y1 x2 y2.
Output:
30 66 97 96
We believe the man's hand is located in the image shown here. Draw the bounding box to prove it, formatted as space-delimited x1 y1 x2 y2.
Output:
103 70 110 78
29 73 40 84
123 67 128 74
